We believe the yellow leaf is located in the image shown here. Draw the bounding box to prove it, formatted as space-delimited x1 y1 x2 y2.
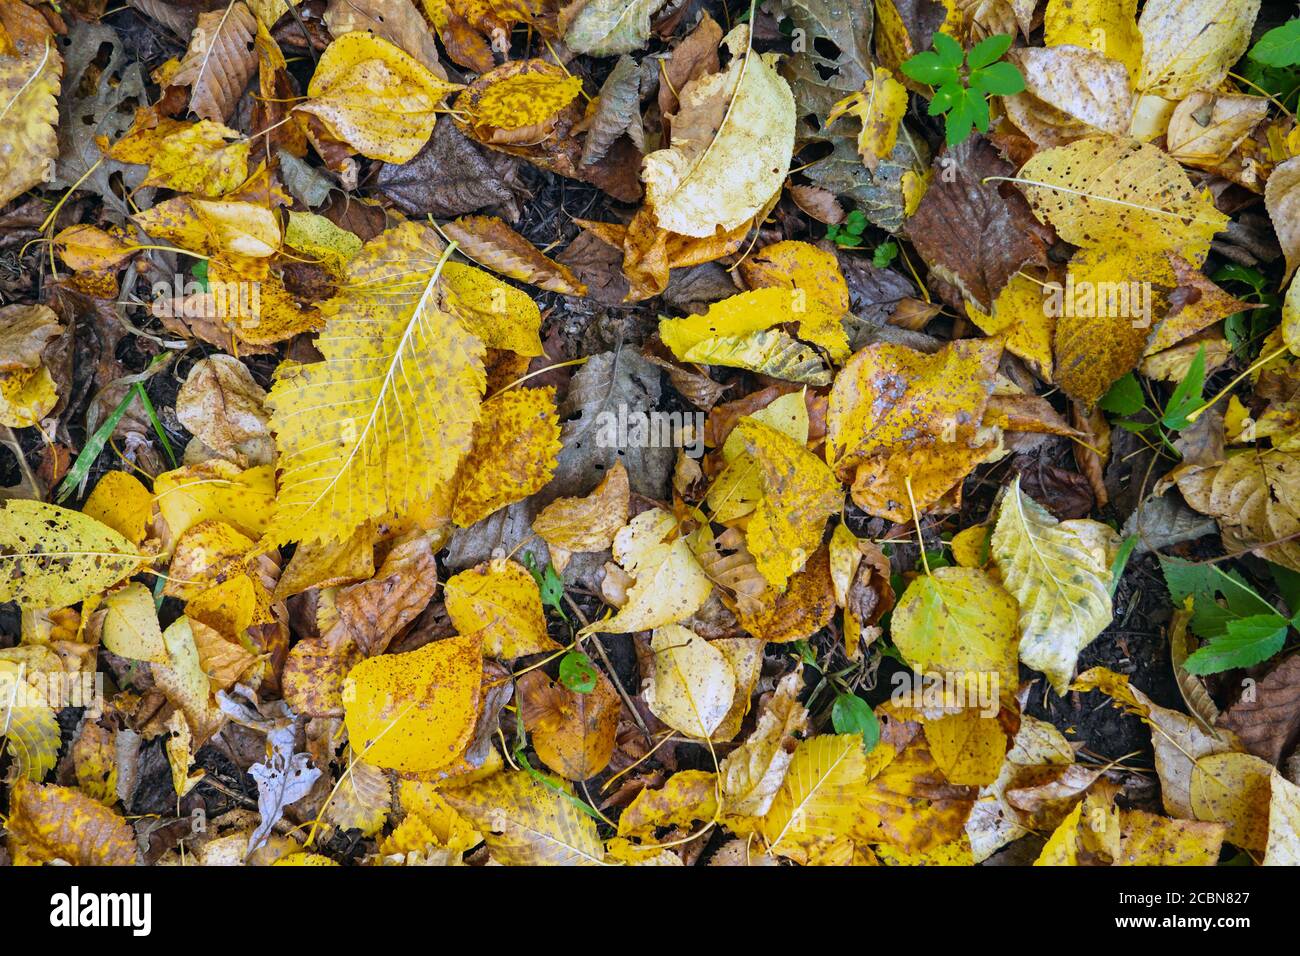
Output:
661 287 832 370
342 632 482 772
1136 0 1258 99
273 852 339 866
459 58 582 133
642 25 794 238
284 210 362 275
719 667 808 817
518 667 620 781
1116 809 1225 865
532 459 630 555
53 224 135 275
0 38 60 207
152 617 221 741
735 418 842 588
618 769 719 838
950 526 988 568
891 567 1019 695
6 779 137 866
643 624 736 739
707 391 809 523
442 770 605 865
580 508 713 634
1190 751 1271 852
991 477 1118 693
737 240 851 361
266 221 486 546
759 734 873 863
924 709 1008 787
0 668 59 781
827 338 1002 521
102 582 168 663
854 734 976 854
0 363 56 427
827 66 908 173
1044 0 1142 81
295 31 463 163
107 117 251 197
164 709 204 797
325 753 391 838
1264 770 1300 865
166 520 255 600
0 500 143 609
452 386 561 527
82 470 153 546
965 273 1054 378
444 559 561 659
1016 135 1228 263
440 262 545 356
155 460 276 544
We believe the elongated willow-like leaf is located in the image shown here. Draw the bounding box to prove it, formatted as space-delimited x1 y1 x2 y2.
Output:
266 221 486 545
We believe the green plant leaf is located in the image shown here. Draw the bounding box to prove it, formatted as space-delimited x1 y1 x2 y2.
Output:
967 33 1013 69
971 60 1025 96
1161 344 1206 431
1249 19 1300 68
558 650 598 694
1098 373 1145 416
901 50 957 85
831 693 879 752
1182 614 1289 675
931 32 964 69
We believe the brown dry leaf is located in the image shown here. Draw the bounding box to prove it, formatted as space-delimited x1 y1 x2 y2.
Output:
518 667 620 781
325 531 438 657
175 354 273 467
1217 654 1300 766
719 667 808 817
6 779 138 865
443 215 587 296
170 2 259 123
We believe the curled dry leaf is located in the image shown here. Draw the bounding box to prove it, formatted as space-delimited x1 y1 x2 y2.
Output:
532 458 630 558
442 215 587 296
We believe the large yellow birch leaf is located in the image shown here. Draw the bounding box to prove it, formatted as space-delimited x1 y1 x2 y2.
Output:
759 734 873 863
342 632 482 773
1116 809 1225 865
736 240 851 361
991 477 1119 694
294 31 463 163
0 500 144 609
6 779 137 866
266 221 486 546
891 567 1020 697
735 418 842 588
1015 135 1228 262
452 386 561 527
642 25 795 238
444 559 560 659
643 624 736 739
0 37 60 206
1043 0 1141 82
441 770 605 865
1136 0 1259 100
580 508 712 635
719 667 808 817
532 459 630 556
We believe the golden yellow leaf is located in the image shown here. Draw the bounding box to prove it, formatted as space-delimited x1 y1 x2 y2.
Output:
759 734 873 864
0 37 60 207
991 477 1118 693
1016 135 1228 263
0 667 59 781
924 709 1008 787
342 632 482 773
580 508 713 635
642 25 794 237
442 770 605 865
102 582 168 663
1044 0 1142 81
643 624 736 739
950 525 989 568
1116 809 1225 865
660 287 836 375
532 459 630 556
827 66 908 173
737 240 851 361
854 734 976 854
107 117 251 197
617 770 719 838
965 272 1054 378
440 261 544 356
295 31 462 163
274 523 376 600
0 363 56 427
284 210 362 275
444 559 560 659
734 418 842 588
155 460 276 544
0 500 144 609
6 779 137 866
827 338 1003 521
82 472 153 547
459 58 582 134
53 224 134 275
452 386 561 527
266 221 486 546
1190 751 1272 852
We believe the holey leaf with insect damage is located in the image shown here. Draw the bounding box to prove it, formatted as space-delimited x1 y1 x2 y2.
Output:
1014 135 1228 264
0 500 144 609
991 477 1120 694
266 221 486 546
641 25 795 238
